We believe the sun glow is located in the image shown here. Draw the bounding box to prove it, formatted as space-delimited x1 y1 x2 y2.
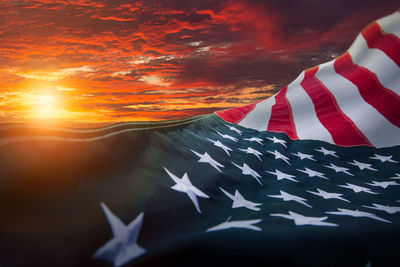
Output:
33 95 57 119
15 90 106 125
21 93 62 121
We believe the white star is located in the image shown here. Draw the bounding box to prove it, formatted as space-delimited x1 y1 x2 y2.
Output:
206 217 262 232
326 208 390 223
92 203 146 267
324 163 353 176
232 162 262 185
315 147 338 158
239 147 263 161
271 211 338 227
191 149 224 173
339 183 377 194
267 150 291 165
291 152 316 161
267 190 312 208
216 131 238 142
243 137 263 145
366 181 399 189
297 167 328 180
265 169 299 183
369 154 398 163
347 160 377 171
391 173 400 180
265 169 298 182
220 187 262 211
206 138 232 156
307 188 350 202
225 124 242 135
164 168 209 213
362 203 400 214
267 136 287 147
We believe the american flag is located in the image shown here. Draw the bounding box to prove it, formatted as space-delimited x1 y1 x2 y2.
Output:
0 10 399 267
217 10 400 148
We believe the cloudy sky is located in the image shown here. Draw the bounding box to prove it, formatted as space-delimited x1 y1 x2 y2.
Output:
0 0 398 125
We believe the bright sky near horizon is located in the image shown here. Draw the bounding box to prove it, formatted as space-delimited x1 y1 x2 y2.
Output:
0 0 397 125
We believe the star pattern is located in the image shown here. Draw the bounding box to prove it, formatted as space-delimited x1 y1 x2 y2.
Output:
339 183 378 194
267 190 312 208
362 203 400 214
307 188 349 202
315 147 339 158
243 137 263 145
94 119 400 266
291 152 316 161
324 163 353 176
267 136 287 147
232 162 263 185
220 187 262 211
239 147 263 161
217 131 238 142
92 203 146 267
191 149 224 173
366 181 399 189
369 154 398 163
326 208 390 223
347 160 377 171
164 168 210 213
271 211 338 227
265 169 298 182
267 150 291 165
206 138 233 156
391 173 400 180
225 125 243 135
297 167 328 180
206 218 262 232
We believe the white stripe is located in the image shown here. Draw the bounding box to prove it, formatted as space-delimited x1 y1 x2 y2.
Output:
348 34 400 96
376 11 400 39
285 71 334 143
316 60 400 148
238 96 276 131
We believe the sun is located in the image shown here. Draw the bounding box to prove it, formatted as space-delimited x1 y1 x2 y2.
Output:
22 93 62 121
31 94 58 119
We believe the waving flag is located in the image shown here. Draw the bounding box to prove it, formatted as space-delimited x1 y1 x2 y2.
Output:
0 10 400 267
217 10 400 148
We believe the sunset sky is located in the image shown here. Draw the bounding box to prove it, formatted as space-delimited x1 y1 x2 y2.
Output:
0 0 398 125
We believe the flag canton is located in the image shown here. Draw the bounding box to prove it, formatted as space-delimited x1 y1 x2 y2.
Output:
91 114 400 266
0 114 399 266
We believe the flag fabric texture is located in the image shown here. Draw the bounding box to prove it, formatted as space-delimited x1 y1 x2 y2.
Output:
0 10 400 267
217 10 400 148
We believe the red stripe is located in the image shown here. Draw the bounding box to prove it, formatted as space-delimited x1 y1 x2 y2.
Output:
301 66 372 146
216 102 258 124
267 86 298 139
334 52 400 127
362 22 400 67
